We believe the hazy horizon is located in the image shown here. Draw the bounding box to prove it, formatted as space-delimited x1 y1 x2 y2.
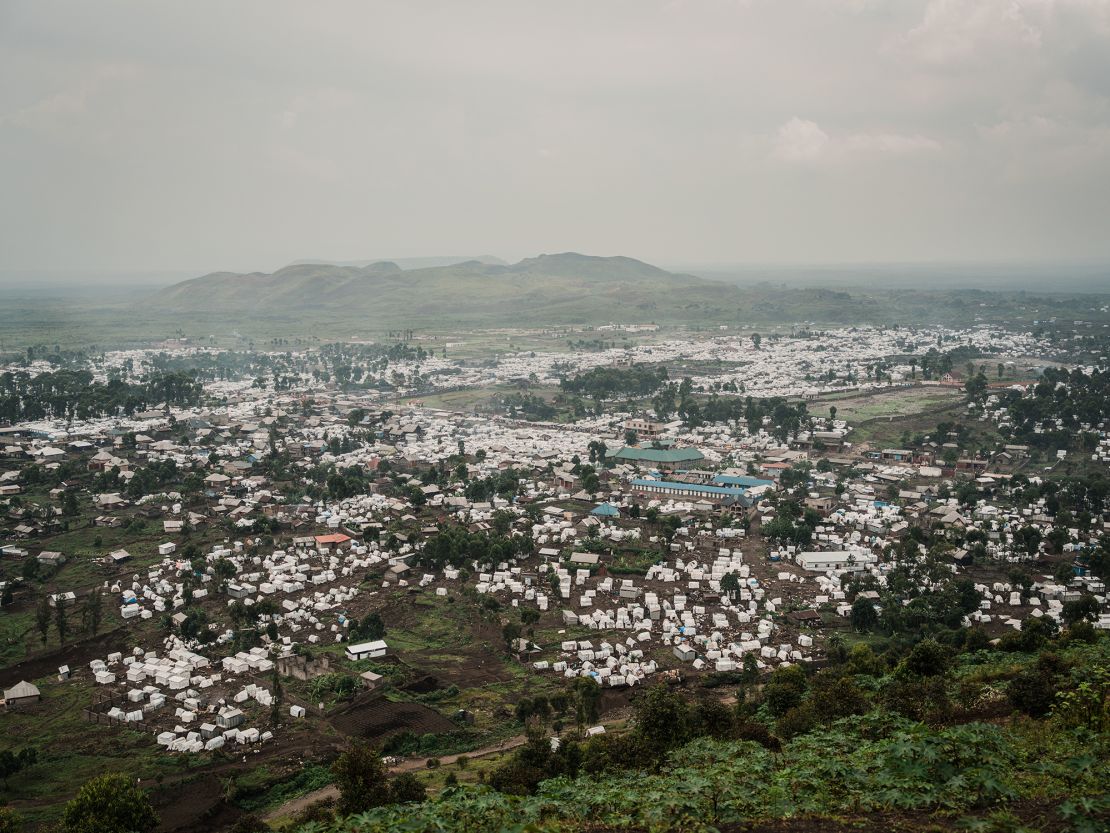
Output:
2 255 1108 296
3 1 1110 274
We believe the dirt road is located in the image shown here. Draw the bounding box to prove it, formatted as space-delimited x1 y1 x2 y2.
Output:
264 733 529 822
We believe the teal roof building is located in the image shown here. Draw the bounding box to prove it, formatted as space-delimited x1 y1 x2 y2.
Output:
610 446 705 466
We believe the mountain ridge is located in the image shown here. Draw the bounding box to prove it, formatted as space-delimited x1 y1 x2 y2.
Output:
147 253 716 323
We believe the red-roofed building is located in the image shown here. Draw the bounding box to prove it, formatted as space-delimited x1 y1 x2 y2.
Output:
314 533 352 551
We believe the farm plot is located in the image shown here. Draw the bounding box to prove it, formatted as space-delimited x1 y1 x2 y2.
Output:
328 691 457 742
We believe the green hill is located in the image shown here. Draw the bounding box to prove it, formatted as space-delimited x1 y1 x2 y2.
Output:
148 253 738 326
143 252 1110 334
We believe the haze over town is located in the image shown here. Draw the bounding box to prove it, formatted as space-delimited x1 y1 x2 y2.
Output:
2 4 1110 833
3 0 1110 278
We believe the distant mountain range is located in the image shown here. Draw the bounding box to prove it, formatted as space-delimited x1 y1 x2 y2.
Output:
288 255 509 270
148 253 734 325
145 251 1110 331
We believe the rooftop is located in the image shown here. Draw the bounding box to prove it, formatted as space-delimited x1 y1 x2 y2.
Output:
610 446 705 464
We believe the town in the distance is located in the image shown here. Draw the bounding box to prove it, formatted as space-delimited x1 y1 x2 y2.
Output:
1 296 1108 831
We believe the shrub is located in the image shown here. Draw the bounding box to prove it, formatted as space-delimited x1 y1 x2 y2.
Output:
390 772 426 804
763 665 808 717
776 702 818 738
62 773 158 833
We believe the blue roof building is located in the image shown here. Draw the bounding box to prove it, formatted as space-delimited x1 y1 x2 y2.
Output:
590 503 621 517
630 478 754 506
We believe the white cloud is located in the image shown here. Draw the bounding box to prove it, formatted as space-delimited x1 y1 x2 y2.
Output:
895 0 1043 66
772 117 830 162
2 64 138 131
0 1 1107 267
772 118 942 164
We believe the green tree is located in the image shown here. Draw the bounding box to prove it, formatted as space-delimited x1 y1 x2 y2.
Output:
332 742 391 816
0 748 37 787
0 807 22 833
82 589 103 635
520 607 541 629
1053 562 1076 584
213 557 236 589
389 772 426 804
269 665 284 727
1062 594 1100 626
1008 652 1066 717
35 596 51 645
899 638 950 678
61 490 79 516
54 596 69 644
502 621 522 651
632 684 692 762
826 632 848 665
965 373 987 399
572 677 602 727
62 773 158 833
720 572 740 601
850 596 878 632
762 665 808 717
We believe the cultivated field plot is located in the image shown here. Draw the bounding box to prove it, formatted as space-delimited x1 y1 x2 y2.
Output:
328 692 457 741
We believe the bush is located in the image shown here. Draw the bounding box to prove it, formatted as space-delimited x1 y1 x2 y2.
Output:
734 721 782 752
579 732 644 776
999 616 1057 653
850 596 879 632
1008 656 1064 718
63 773 158 833
0 808 22 833
808 671 869 722
294 798 335 827
390 772 426 804
776 702 819 738
899 639 951 678
763 665 808 717
882 675 950 721
381 730 479 758
846 643 886 677
689 697 735 740
332 743 391 816
310 673 358 702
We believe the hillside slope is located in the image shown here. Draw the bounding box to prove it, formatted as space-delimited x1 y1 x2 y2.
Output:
142 252 1110 332
147 253 736 326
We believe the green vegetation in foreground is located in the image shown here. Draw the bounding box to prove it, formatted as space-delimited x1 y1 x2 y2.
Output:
290 718 1109 832
281 633 1110 833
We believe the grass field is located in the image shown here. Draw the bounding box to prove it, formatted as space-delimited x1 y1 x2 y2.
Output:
811 385 964 425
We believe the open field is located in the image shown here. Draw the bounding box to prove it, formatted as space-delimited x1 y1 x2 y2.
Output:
810 385 964 425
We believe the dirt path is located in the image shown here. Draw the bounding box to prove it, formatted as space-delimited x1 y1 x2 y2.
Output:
264 733 529 822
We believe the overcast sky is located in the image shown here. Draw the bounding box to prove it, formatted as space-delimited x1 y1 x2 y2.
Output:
2 0 1109 275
